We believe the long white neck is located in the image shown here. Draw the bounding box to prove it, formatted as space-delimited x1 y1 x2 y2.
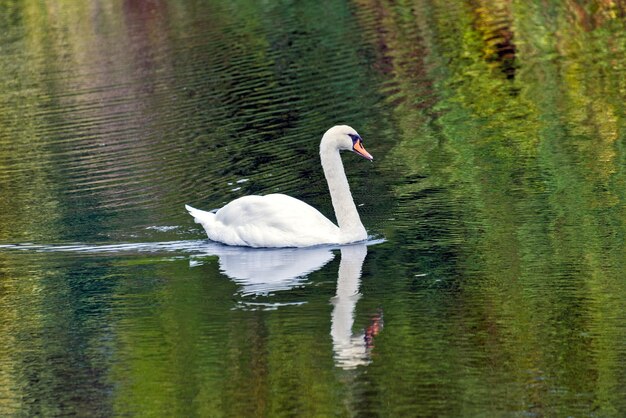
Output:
320 141 367 242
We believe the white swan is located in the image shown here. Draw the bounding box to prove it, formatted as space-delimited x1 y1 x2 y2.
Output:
185 125 373 247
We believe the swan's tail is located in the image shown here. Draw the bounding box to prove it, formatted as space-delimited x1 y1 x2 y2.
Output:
185 204 215 224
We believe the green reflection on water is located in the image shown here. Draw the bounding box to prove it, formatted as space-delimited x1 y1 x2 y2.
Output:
1 0 626 416
362 0 626 416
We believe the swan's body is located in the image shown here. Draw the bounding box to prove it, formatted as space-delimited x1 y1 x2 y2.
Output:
186 125 373 248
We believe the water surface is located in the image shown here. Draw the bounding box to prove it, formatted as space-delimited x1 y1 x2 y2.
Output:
1 0 625 416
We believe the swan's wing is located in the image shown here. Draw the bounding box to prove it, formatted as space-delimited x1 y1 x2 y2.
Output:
212 194 340 247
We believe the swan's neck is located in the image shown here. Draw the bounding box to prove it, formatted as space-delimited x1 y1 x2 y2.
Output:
320 146 367 242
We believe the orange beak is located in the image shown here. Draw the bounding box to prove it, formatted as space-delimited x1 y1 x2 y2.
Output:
353 140 373 161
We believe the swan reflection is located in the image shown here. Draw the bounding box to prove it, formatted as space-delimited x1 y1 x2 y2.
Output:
191 244 334 296
331 244 382 369
191 242 382 369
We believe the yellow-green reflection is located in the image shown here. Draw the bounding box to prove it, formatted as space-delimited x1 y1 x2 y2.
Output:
358 0 626 415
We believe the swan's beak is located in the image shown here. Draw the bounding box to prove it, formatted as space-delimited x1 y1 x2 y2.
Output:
353 140 374 161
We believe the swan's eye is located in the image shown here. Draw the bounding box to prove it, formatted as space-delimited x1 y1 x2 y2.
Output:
348 133 361 145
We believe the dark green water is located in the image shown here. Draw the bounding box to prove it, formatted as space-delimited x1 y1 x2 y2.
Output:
1 0 626 416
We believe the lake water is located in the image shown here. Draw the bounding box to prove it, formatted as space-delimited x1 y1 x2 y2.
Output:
1 0 625 416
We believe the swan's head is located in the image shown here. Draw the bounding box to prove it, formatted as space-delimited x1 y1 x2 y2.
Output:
322 125 373 161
